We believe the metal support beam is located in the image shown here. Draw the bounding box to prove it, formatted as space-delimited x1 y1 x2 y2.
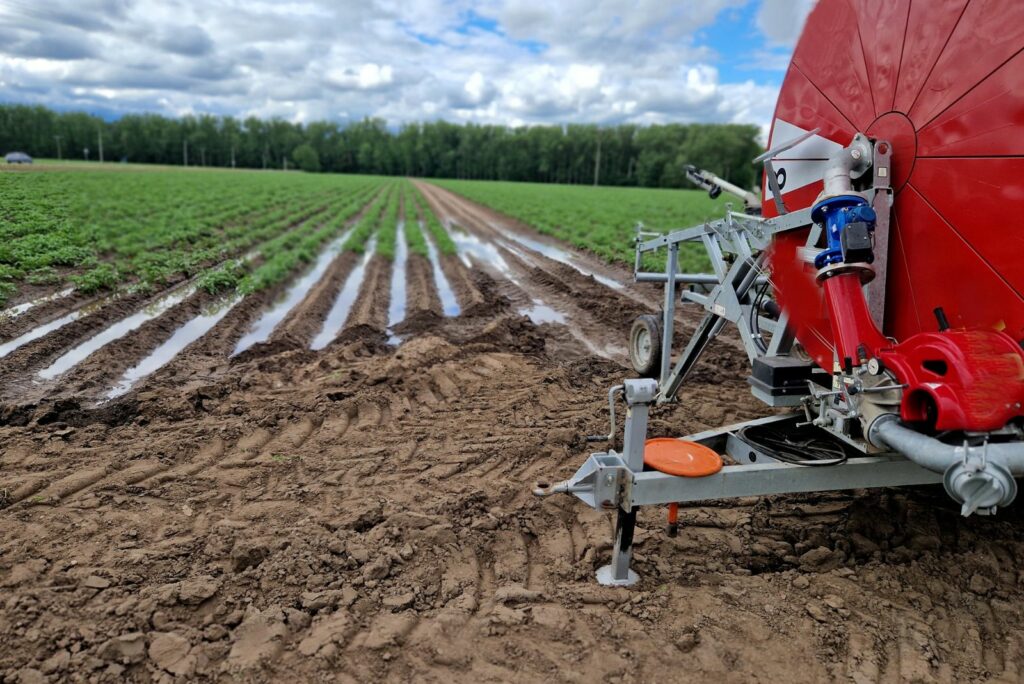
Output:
659 244 678 386
658 251 767 403
624 455 942 507
867 140 893 329
634 272 718 284
577 405 943 586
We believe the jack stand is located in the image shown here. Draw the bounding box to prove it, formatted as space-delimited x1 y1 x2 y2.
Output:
595 378 657 586
596 507 639 586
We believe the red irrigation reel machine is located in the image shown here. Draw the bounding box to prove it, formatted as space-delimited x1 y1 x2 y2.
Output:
536 0 1024 586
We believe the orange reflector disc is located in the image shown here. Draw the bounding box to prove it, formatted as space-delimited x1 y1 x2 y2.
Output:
643 438 723 478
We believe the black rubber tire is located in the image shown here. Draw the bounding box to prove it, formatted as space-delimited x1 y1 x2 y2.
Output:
629 314 662 378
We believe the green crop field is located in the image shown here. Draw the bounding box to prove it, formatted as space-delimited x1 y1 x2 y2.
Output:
1 162 733 308
0 162 389 305
430 179 731 272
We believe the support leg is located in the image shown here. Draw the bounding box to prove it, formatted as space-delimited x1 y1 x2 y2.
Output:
596 378 656 587
597 506 640 586
665 502 679 537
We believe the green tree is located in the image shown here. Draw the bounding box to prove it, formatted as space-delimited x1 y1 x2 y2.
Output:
0 103 762 190
292 143 321 172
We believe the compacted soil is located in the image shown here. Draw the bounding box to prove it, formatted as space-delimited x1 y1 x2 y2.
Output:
3 185 1024 683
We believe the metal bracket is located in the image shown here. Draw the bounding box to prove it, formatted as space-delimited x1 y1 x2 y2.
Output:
533 452 627 510
622 453 942 507
867 139 893 329
754 126 821 216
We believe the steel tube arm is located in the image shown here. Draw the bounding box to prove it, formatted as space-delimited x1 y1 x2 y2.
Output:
871 416 1024 476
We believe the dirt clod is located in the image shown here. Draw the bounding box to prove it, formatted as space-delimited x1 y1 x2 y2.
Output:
230 540 270 572
149 632 194 676
97 633 146 664
177 576 221 605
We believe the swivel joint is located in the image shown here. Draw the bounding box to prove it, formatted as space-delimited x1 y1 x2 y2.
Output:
811 195 876 272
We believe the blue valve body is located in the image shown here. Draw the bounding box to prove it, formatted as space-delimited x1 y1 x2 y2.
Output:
810 195 876 269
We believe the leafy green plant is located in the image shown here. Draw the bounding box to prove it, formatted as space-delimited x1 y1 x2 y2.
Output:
401 183 429 257
26 267 60 285
71 263 119 294
410 185 456 255
197 260 245 294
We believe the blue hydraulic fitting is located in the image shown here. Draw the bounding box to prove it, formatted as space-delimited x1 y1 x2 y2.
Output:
811 195 876 269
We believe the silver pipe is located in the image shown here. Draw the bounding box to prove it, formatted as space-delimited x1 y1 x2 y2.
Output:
822 135 873 198
635 272 771 285
871 415 1024 475
635 272 717 284
821 148 857 197
659 244 678 386
702 172 760 208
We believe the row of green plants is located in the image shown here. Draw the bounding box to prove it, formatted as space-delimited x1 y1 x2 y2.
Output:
400 182 429 258
237 183 385 294
408 184 457 255
343 182 396 254
374 184 402 260
0 165 388 304
189 197 342 295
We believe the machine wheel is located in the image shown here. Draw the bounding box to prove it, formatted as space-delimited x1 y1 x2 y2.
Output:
629 314 663 378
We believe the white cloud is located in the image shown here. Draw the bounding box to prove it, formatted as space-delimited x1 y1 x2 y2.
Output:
756 0 817 46
326 63 394 90
0 0 802 129
563 64 601 93
464 71 487 103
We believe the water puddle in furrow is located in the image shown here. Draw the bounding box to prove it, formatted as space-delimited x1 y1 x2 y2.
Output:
311 237 377 351
232 229 353 356
37 284 197 380
386 222 408 345
519 302 567 325
1 251 258 364
497 240 543 269
487 221 624 290
449 221 616 357
1 287 75 321
423 222 461 317
106 295 242 400
451 229 517 281
451 228 567 321
0 293 122 361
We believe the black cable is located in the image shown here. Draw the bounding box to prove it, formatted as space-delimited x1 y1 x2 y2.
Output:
749 277 772 353
737 424 848 467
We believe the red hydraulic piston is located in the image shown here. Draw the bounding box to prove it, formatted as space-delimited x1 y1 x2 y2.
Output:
821 272 889 366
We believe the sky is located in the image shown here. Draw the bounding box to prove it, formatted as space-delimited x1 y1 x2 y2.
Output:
0 0 816 133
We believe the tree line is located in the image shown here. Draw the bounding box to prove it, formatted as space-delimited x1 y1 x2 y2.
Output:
0 103 763 190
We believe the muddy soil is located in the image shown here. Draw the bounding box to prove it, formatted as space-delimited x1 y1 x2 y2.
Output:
2 186 1024 683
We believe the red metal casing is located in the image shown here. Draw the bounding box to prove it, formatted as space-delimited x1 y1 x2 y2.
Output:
879 331 1024 431
763 0 1024 432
